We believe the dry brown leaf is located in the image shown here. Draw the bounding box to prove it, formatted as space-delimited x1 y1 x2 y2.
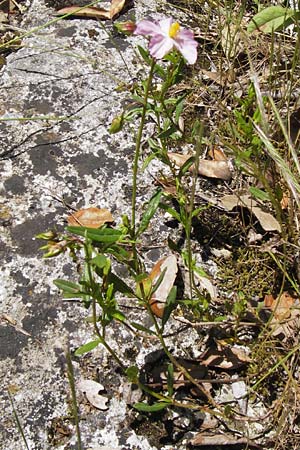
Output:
194 272 217 299
168 153 232 181
155 177 177 196
264 292 300 341
280 192 289 210
67 207 113 228
208 146 228 161
110 0 126 19
148 255 178 318
190 433 260 447
202 69 235 86
55 6 111 19
264 291 294 320
220 194 281 232
200 344 250 370
56 0 126 19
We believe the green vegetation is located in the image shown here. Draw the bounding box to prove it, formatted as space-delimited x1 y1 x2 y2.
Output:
33 0 300 448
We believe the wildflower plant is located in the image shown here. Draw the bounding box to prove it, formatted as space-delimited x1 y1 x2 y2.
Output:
38 17 217 414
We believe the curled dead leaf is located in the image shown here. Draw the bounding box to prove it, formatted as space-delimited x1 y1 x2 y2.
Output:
77 379 109 410
190 433 260 447
220 194 281 232
55 6 111 19
56 0 126 20
194 272 217 299
264 292 300 341
67 207 113 228
208 146 228 161
109 0 126 19
264 291 294 320
167 152 232 181
141 255 178 318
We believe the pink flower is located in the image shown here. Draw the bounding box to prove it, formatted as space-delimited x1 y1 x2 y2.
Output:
134 18 198 64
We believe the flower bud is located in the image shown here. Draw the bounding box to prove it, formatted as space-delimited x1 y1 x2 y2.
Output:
36 230 57 240
109 114 124 134
114 21 136 36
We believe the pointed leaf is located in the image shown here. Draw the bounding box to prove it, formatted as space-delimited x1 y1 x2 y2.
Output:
162 286 177 327
131 322 155 334
137 189 163 236
247 6 295 33
108 272 134 295
54 279 82 294
134 401 170 412
67 226 122 243
74 339 101 356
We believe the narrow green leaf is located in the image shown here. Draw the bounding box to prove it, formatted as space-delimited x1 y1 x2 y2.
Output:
162 286 177 327
175 96 185 122
192 206 206 218
137 45 151 64
249 186 270 202
179 156 195 177
157 124 177 139
131 322 156 335
67 226 122 243
107 272 134 295
137 189 163 236
133 401 170 412
135 272 149 283
111 310 126 322
154 63 166 78
247 6 295 33
167 363 174 396
141 153 156 171
62 292 90 299
53 279 82 294
74 339 101 356
159 203 181 222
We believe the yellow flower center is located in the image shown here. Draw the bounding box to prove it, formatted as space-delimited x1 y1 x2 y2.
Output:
169 22 180 39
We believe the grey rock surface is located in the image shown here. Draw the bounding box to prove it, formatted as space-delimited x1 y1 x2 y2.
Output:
0 0 199 449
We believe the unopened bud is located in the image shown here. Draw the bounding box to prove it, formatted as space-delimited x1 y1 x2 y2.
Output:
114 21 136 36
40 240 68 258
109 114 124 134
36 230 57 240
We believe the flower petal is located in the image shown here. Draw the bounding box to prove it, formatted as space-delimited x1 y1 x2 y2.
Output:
157 18 173 35
174 29 198 64
149 35 174 59
134 20 162 36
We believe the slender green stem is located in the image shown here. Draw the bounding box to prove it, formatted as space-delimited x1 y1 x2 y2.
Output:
250 343 300 392
66 350 83 450
131 60 156 236
143 296 219 409
185 123 203 298
84 243 126 371
8 391 30 450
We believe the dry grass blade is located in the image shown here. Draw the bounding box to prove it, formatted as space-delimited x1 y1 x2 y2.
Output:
254 123 300 207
